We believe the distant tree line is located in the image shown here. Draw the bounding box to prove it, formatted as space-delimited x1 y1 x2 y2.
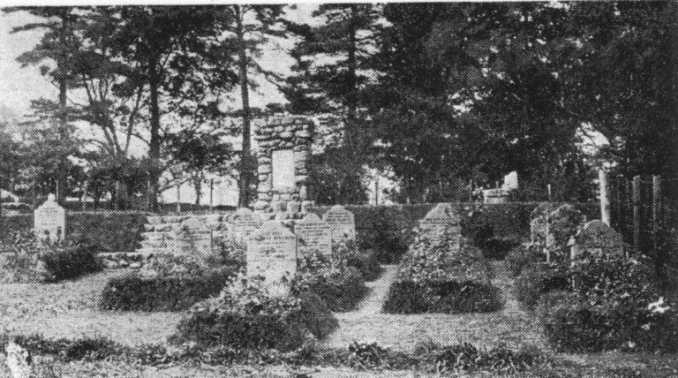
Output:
1 3 675 208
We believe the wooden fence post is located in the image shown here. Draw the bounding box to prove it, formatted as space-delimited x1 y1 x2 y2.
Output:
653 175 663 262
633 175 642 252
599 170 611 226
176 185 181 213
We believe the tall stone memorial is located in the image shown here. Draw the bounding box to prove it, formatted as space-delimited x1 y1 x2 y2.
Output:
247 220 298 284
323 205 356 243
253 116 314 215
295 213 332 258
34 194 66 244
419 203 460 248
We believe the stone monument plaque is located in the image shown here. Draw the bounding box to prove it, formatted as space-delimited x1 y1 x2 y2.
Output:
323 205 356 242
247 221 297 283
295 213 332 258
228 208 263 241
272 149 295 190
34 194 66 244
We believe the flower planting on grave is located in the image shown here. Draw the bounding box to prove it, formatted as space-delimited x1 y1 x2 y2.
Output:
539 255 678 353
382 224 503 314
462 206 522 260
294 243 370 312
0 231 102 283
172 273 338 351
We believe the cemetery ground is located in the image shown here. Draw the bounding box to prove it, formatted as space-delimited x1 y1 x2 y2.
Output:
1 261 677 377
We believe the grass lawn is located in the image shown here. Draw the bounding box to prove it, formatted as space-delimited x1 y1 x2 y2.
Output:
0 270 183 347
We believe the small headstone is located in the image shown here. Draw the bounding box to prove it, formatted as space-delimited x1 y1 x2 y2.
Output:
34 194 66 244
419 203 461 247
323 205 356 242
295 213 332 258
228 208 263 241
173 217 213 260
247 220 297 284
571 220 625 261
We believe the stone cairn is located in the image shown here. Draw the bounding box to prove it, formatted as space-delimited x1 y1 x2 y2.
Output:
253 116 314 220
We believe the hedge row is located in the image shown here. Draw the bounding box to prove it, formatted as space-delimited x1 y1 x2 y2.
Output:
99 268 236 311
1 212 147 252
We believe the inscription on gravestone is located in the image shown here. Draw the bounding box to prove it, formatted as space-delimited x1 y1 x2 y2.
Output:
174 217 213 260
228 208 263 241
272 149 295 190
323 205 356 242
34 194 66 244
295 213 332 258
247 221 297 283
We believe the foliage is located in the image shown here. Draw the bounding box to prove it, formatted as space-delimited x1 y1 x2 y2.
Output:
546 204 586 261
212 237 247 268
382 280 503 314
514 263 569 311
299 267 368 312
173 276 337 351
355 206 408 264
139 253 210 278
0 231 101 283
345 249 383 281
505 243 544 277
99 268 236 311
535 255 678 353
422 342 545 374
40 243 102 282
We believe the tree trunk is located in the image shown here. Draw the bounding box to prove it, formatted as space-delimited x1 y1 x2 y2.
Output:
236 5 253 208
194 177 202 206
56 11 70 205
346 5 358 149
148 60 161 212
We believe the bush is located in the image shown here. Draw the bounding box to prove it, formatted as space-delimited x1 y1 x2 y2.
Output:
173 276 338 351
479 237 522 260
355 207 408 264
346 249 383 281
537 256 678 353
426 342 544 374
382 280 503 314
0 231 102 283
303 267 369 312
505 243 544 277
41 243 102 282
99 268 236 311
514 263 569 311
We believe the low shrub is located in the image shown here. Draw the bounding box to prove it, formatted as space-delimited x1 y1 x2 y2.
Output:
0 231 102 283
303 267 369 312
479 237 522 260
355 207 408 264
172 274 338 351
41 243 102 282
505 243 544 277
382 280 503 314
423 342 544 374
514 263 569 311
344 248 382 282
537 256 678 353
99 268 236 311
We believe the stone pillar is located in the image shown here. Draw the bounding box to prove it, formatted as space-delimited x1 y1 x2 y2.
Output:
253 116 314 216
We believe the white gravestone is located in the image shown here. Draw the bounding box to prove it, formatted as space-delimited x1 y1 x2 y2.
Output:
419 203 460 248
570 220 626 262
228 208 263 242
323 205 356 242
272 149 295 190
173 217 213 260
295 213 332 258
34 194 66 244
247 220 297 284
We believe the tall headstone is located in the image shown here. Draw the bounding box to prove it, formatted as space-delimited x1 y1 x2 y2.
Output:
228 208 263 242
247 220 297 284
173 216 213 260
570 220 625 261
323 205 356 242
419 203 460 247
34 194 66 244
295 213 332 258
